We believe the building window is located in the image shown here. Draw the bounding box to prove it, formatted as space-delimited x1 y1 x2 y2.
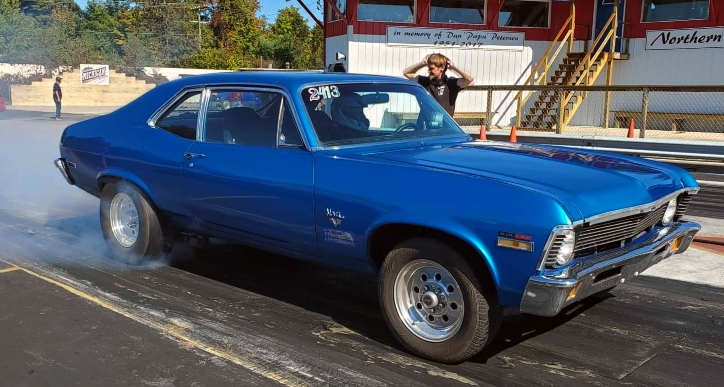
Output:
498 0 551 28
642 0 709 23
430 0 486 25
328 0 347 22
357 0 415 23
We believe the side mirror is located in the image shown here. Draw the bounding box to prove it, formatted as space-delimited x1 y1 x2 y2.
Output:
336 52 346 61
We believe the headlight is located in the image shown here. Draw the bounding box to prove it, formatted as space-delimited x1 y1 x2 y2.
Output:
555 229 576 266
662 199 677 225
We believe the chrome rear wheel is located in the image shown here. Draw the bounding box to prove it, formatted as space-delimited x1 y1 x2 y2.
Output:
100 181 166 265
109 192 139 248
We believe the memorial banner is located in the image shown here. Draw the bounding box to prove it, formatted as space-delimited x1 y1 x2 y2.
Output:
387 26 525 50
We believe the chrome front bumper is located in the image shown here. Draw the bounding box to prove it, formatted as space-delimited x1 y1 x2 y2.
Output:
54 158 75 185
519 221 700 317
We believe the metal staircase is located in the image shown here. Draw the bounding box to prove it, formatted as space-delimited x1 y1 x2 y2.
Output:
515 3 620 133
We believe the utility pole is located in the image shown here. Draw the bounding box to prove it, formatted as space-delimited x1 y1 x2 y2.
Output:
191 5 211 49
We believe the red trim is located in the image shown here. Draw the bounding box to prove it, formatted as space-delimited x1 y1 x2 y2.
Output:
326 20 347 38
324 1 724 43
325 0 594 41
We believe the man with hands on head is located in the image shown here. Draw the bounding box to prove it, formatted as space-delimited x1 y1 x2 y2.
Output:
403 53 474 116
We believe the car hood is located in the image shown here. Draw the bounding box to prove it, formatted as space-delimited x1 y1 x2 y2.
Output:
362 141 685 221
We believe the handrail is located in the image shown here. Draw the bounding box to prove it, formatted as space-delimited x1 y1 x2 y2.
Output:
515 13 574 125
559 11 617 113
518 14 573 90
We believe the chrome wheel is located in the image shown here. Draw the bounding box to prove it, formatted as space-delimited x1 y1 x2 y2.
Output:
109 193 139 248
393 259 465 342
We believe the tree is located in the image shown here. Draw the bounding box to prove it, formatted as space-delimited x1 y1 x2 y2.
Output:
205 0 264 68
82 1 123 48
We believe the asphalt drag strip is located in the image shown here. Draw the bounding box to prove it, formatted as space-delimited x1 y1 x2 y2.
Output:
1 205 723 387
0 265 276 387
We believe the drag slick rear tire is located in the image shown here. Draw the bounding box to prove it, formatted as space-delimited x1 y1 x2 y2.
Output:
100 181 165 265
378 238 501 364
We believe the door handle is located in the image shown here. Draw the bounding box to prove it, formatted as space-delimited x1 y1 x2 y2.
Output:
184 152 206 159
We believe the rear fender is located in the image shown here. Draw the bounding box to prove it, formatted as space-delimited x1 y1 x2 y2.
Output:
96 168 156 204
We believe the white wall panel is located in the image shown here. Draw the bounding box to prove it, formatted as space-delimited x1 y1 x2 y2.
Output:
326 34 350 68
328 33 724 130
343 35 586 127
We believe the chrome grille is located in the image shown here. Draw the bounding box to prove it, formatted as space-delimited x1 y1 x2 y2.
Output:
544 235 566 267
573 204 667 258
675 193 693 219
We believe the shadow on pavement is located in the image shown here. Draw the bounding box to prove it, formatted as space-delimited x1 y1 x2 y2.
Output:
34 211 724 373
0 110 96 121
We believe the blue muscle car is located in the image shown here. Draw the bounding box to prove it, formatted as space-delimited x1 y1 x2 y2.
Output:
54 71 701 364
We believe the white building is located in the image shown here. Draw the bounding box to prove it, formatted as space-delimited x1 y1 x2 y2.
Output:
311 0 723 132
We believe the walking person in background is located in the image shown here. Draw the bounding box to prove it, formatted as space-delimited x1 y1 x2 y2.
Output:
53 76 62 120
403 53 474 116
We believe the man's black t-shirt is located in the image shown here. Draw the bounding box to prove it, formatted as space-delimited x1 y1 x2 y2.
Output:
416 75 464 116
53 83 62 101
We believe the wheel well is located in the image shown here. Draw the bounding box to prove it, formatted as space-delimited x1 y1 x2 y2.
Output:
98 175 121 191
368 224 497 290
97 175 181 245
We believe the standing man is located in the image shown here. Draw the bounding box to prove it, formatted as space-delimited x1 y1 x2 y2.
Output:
53 76 62 120
403 53 474 116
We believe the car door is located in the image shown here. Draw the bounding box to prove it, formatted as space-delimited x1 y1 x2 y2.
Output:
131 87 203 221
180 86 319 256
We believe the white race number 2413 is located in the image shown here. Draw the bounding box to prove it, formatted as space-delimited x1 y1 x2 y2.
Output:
309 85 341 101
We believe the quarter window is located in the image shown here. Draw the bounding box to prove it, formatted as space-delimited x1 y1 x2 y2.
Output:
357 0 415 23
430 0 486 25
498 0 551 28
203 89 303 149
642 0 710 22
155 90 202 141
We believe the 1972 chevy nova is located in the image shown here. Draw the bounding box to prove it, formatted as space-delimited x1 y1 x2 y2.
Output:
54 71 701 363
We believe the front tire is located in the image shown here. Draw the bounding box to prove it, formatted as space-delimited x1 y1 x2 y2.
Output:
378 238 501 364
100 181 166 265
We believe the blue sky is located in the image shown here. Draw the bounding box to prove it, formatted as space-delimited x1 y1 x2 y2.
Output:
73 0 323 24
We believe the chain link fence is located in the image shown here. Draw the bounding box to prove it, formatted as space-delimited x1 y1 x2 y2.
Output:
452 86 724 143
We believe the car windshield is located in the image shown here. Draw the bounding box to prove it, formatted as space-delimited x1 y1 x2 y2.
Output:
300 82 467 147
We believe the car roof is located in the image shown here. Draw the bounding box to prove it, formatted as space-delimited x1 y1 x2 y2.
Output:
167 71 414 90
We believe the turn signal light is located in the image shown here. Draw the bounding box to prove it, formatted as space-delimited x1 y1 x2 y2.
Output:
497 238 534 252
567 283 582 301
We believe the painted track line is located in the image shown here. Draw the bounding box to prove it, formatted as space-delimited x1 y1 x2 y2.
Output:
0 266 20 274
0 258 311 387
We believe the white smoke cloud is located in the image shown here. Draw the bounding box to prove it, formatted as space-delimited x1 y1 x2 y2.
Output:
0 111 179 269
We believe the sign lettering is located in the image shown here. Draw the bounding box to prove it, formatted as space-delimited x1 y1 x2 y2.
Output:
80 64 110 85
387 26 524 50
646 27 724 50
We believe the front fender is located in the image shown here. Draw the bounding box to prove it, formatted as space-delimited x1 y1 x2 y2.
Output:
365 202 574 308
366 210 501 287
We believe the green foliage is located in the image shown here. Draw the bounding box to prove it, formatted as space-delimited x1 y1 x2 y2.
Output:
0 0 324 77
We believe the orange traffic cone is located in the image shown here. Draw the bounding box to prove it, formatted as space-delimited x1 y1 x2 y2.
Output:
479 124 487 140
509 125 518 142
0 96 5 113
627 118 635 138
